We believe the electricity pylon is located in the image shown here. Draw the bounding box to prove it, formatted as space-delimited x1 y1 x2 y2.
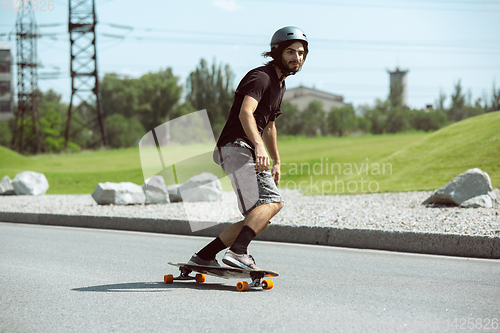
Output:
11 6 46 154
65 0 107 148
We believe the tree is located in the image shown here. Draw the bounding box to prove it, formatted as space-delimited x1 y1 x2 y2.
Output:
363 109 386 134
100 69 183 133
410 109 448 132
185 58 235 138
40 105 65 152
327 105 358 136
448 80 466 122
435 90 446 110
277 101 302 135
171 101 196 120
136 69 183 132
448 80 487 122
357 116 372 134
104 114 145 148
355 104 372 133
100 73 140 120
38 89 80 152
451 80 466 110
491 82 500 112
0 120 12 147
301 101 326 136
386 107 411 133
7 89 81 153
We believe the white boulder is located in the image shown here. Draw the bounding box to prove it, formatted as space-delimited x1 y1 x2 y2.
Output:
179 172 222 202
423 168 495 208
142 175 169 204
0 176 15 195
12 171 49 196
92 182 146 205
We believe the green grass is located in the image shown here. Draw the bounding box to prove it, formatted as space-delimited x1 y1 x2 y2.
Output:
277 132 428 194
1 111 499 194
367 111 500 192
279 111 500 194
0 147 145 194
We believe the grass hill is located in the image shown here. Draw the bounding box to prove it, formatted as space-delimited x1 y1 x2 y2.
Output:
0 145 31 168
278 111 499 194
367 110 499 192
0 111 498 194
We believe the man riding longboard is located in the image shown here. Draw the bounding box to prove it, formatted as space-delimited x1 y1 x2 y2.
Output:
187 26 309 271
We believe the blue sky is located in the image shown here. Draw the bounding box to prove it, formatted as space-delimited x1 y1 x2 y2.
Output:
1 0 499 110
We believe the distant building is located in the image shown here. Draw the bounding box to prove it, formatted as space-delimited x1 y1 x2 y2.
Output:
387 67 409 107
0 40 14 121
282 86 350 112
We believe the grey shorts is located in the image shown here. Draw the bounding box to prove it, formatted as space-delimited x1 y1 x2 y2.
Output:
215 141 284 217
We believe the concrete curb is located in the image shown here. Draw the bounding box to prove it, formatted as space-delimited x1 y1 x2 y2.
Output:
1 211 499 259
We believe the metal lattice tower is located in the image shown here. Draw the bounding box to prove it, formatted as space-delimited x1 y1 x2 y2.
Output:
65 0 107 148
11 6 46 154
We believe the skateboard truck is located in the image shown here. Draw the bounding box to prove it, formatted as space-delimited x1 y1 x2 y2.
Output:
165 267 206 283
236 271 273 291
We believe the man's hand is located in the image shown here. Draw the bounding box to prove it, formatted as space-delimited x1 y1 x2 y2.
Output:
271 161 281 186
255 144 270 172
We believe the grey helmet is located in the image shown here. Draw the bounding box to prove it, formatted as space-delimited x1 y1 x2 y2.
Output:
270 26 308 50
269 26 308 77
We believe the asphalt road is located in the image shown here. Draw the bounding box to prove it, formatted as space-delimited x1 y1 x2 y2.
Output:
1 222 499 333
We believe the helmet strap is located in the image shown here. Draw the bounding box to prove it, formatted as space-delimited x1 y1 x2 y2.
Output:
277 64 297 80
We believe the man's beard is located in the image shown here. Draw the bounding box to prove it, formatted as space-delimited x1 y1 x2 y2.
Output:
279 57 302 75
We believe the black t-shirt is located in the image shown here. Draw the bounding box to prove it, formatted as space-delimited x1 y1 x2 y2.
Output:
216 64 285 149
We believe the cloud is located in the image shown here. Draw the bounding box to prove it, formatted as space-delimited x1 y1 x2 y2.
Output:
212 0 240 12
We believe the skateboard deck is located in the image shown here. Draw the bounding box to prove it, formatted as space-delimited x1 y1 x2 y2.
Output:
165 262 279 291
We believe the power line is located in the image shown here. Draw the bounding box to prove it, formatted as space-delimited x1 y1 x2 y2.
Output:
4 22 500 54
31 62 500 80
305 65 500 72
238 0 500 12
29 58 500 80
10 21 499 50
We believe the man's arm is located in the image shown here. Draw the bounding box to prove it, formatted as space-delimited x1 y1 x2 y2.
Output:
262 120 281 185
239 95 270 172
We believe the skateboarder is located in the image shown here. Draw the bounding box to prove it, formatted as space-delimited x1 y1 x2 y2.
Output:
188 26 309 270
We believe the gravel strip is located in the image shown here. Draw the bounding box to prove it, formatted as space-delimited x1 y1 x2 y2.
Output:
1 190 499 237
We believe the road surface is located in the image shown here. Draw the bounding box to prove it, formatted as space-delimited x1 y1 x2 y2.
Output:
1 222 499 332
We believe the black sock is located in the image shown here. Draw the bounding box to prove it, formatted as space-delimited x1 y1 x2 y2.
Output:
229 226 256 255
196 237 227 261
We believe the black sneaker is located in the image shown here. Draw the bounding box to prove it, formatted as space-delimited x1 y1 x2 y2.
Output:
187 254 221 267
222 249 261 270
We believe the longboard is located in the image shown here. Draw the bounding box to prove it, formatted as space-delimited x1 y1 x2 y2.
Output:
165 262 279 291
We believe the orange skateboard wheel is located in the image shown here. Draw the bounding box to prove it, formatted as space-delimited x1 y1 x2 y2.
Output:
164 274 174 284
236 281 249 292
262 280 273 290
195 274 205 283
